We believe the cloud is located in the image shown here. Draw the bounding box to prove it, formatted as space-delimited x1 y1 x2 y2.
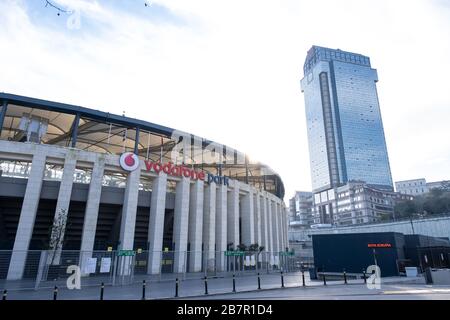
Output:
0 0 449 199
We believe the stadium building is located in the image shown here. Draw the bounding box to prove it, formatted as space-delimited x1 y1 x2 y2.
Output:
0 93 288 280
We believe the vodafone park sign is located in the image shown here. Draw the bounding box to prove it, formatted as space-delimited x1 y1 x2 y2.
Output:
119 152 230 186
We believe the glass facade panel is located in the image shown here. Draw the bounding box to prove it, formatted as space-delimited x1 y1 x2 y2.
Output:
75 118 135 154
301 46 393 192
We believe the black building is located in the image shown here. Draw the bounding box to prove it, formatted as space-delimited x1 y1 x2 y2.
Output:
312 232 450 277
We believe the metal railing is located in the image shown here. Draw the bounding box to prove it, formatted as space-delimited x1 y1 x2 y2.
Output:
0 265 406 300
0 249 298 290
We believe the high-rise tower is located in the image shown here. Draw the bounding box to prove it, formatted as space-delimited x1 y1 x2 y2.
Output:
301 46 393 224
301 46 393 192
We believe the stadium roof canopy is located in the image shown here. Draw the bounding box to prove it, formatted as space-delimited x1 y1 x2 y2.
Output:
0 93 285 198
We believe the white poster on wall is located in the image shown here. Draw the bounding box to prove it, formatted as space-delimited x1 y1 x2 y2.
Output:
100 257 111 273
83 257 97 274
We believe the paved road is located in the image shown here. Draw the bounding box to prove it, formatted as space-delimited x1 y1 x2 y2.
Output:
186 283 450 300
2 272 432 300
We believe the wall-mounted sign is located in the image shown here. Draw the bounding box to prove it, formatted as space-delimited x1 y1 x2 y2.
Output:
118 250 135 256
100 257 111 273
224 251 245 256
119 152 140 172
368 243 392 248
145 160 205 180
83 257 97 274
144 160 229 186
119 153 230 186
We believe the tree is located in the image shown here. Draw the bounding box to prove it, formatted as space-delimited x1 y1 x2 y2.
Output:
394 190 450 218
394 199 418 218
47 208 70 266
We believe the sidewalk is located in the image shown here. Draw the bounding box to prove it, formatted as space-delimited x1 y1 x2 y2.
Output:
1 272 426 300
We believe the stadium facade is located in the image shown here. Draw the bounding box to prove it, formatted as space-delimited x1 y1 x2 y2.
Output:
0 93 288 280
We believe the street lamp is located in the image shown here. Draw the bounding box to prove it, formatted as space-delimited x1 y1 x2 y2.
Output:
372 248 378 267
409 217 415 235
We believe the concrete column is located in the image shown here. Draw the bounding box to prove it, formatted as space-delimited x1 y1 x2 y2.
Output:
188 180 204 272
260 195 269 264
227 181 239 249
272 201 280 254
173 177 190 273
241 191 255 247
80 158 105 252
254 192 262 264
254 192 262 247
267 198 274 265
279 204 285 252
117 167 140 276
215 184 227 272
147 173 167 274
48 154 77 264
284 206 288 250
203 182 216 272
284 207 289 250
79 158 105 271
119 168 141 250
277 203 283 252
7 153 46 280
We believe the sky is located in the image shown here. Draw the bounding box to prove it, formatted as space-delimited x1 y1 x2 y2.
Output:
0 0 449 201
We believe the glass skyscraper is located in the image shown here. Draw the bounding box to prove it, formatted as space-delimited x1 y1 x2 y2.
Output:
301 45 393 194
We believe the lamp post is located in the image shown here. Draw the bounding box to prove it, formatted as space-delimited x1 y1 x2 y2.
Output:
372 248 378 267
409 217 415 235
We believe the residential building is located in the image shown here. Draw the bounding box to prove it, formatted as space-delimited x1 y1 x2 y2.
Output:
289 191 314 228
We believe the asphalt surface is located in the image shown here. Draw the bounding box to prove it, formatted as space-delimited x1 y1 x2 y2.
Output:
2 272 440 300
186 283 450 300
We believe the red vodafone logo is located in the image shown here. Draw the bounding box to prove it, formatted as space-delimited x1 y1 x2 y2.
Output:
119 152 140 171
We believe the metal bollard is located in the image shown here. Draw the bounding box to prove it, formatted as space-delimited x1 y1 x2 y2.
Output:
257 273 261 290
343 269 348 285
142 280 146 300
100 282 104 300
53 286 58 300
323 273 327 286
2 289 7 300
204 276 208 295
281 270 285 288
175 278 179 298
232 274 236 293
363 270 367 284
302 270 306 287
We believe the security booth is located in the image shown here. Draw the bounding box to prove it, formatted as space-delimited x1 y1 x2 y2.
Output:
312 232 450 277
417 246 450 270
312 232 406 277
404 234 450 271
